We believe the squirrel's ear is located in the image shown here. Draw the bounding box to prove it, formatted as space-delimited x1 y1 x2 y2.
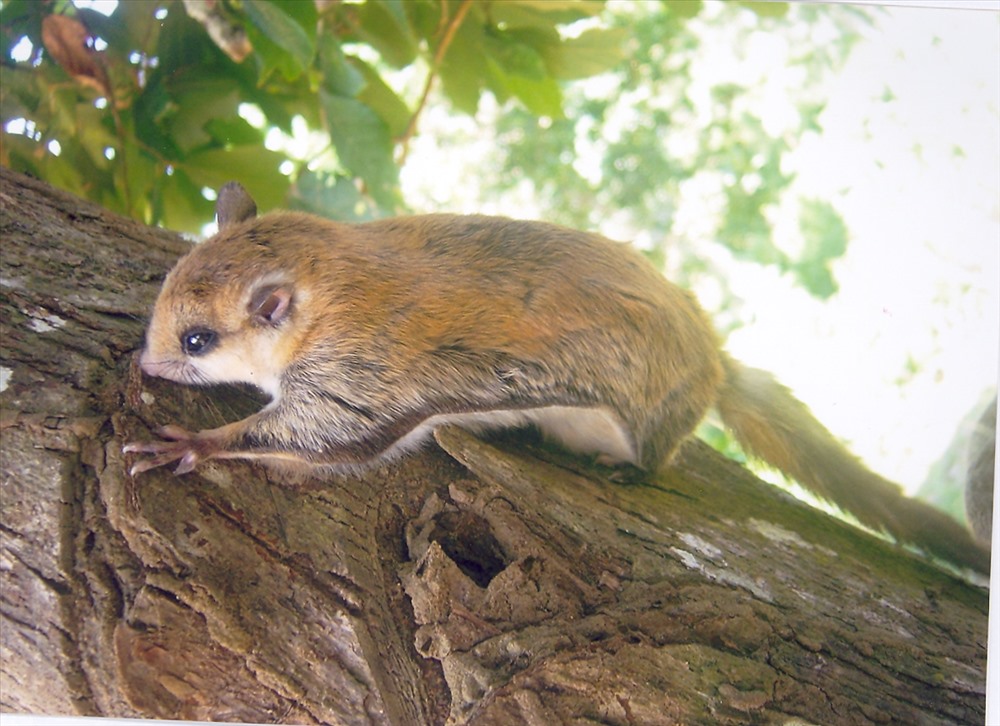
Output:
216 182 258 229
248 284 292 326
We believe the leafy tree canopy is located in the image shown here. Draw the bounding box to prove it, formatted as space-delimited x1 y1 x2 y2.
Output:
1 0 867 297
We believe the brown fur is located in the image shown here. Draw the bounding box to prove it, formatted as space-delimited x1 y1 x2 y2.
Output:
125 184 989 573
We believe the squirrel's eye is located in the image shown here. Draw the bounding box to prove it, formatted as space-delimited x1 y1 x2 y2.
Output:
181 328 217 356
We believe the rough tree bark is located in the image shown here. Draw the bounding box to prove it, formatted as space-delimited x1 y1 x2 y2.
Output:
0 167 988 725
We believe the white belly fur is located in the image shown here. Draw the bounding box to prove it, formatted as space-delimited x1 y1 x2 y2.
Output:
387 405 638 466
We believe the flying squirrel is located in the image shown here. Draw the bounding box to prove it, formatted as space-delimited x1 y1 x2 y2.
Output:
124 182 990 573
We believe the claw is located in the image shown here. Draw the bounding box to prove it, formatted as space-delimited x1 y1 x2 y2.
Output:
129 456 173 476
174 450 199 475
124 426 203 476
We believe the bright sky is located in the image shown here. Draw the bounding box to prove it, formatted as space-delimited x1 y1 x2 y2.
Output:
721 4 999 492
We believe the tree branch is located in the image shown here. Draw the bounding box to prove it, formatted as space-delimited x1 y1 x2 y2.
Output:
0 168 988 725
396 0 476 164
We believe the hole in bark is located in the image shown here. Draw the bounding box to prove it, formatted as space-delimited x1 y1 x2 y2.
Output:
429 511 508 588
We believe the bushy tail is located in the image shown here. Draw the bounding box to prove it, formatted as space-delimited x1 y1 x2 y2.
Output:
717 355 989 573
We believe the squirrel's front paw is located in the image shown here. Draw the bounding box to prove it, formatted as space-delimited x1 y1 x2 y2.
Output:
124 425 214 476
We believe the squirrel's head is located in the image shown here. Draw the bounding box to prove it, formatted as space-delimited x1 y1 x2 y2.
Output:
138 183 303 401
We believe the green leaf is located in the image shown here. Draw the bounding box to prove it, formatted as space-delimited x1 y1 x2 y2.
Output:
1 0 44 63
485 31 548 81
0 0 36 28
501 71 564 118
49 85 82 138
317 36 365 97
439 21 486 115
158 169 214 232
484 46 563 118
119 133 161 222
247 78 319 133
738 2 790 18
76 2 161 61
799 101 825 134
243 0 317 81
481 27 565 115
490 0 605 27
3 133 44 180
132 77 182 159
355 0 417 68
799 198 848 261
162 78 243 153
793 197 848 298
41 156 90 205
543 27 627 79
247 0 317 59
0 67 42 121
661 1 703 19
793 263 837 299
352 58 412 138
74 100 118 163
290 169 378 221
204 116 264 146
154 0 230 79
503 0 604 11
183 145 290 211
320 91 399 209
242 26 298 82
